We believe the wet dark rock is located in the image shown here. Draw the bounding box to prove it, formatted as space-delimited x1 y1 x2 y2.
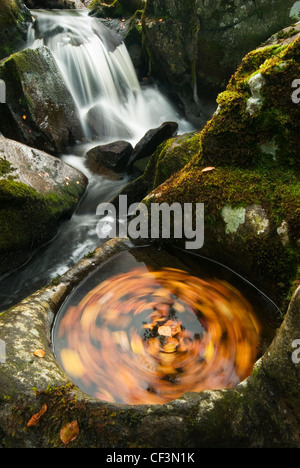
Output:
89 0 146 19
87 140 133 174
113 131 200 208
127 121 178 172
0 0 32 60
143 0 300 127
0 46 84 155
91 19 122 52
118 0 146 12
23 0 85 9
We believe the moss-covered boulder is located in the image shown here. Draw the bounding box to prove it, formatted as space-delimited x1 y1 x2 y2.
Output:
0 136 87 276
0 0 32 60
125 31 300 310
142 0 300 126
0 46 84 155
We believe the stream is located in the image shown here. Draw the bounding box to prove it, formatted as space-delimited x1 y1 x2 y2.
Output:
0 9 194 313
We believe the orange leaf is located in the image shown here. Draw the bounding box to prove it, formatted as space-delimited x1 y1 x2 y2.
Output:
60 420 79 445
158 325 172 337
27 404 47 427
201 166 215 172
33 349 45 358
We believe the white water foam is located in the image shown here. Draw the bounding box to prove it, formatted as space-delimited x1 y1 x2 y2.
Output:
27 10 193 145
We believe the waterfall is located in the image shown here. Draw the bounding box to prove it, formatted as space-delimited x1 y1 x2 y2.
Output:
27 10 193 145
0 9 195 313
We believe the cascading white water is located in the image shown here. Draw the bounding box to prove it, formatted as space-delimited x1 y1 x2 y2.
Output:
27 9 193 144
0 9 195 313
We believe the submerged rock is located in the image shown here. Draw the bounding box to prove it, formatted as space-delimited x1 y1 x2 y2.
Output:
0 46 84 155
0 0 32 60
86 103 134 141
0 136 87 276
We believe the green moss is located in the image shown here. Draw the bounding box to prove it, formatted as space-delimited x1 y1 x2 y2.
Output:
145 163 300 308
233 45 282 82
153 132 201 187
0 178 83 253
0 157 16 177
195 37 300 171
0 0 31 59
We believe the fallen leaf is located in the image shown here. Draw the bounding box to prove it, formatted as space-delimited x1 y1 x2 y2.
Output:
201 166 216 172
158 325 172 337
27 404 47 427
33 349 45 358
60 420 79 445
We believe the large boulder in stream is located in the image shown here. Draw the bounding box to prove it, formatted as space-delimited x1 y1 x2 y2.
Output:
142 0 300 126
0 136 87 276
0 0 32 60
0 46 84 155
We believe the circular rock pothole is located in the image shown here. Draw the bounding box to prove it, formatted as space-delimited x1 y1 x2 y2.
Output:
0 238 299 448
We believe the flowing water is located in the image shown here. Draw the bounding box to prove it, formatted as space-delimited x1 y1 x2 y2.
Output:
27 9 192 142
0 9 194 312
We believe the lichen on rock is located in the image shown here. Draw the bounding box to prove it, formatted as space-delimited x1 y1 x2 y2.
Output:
142 0 300 126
